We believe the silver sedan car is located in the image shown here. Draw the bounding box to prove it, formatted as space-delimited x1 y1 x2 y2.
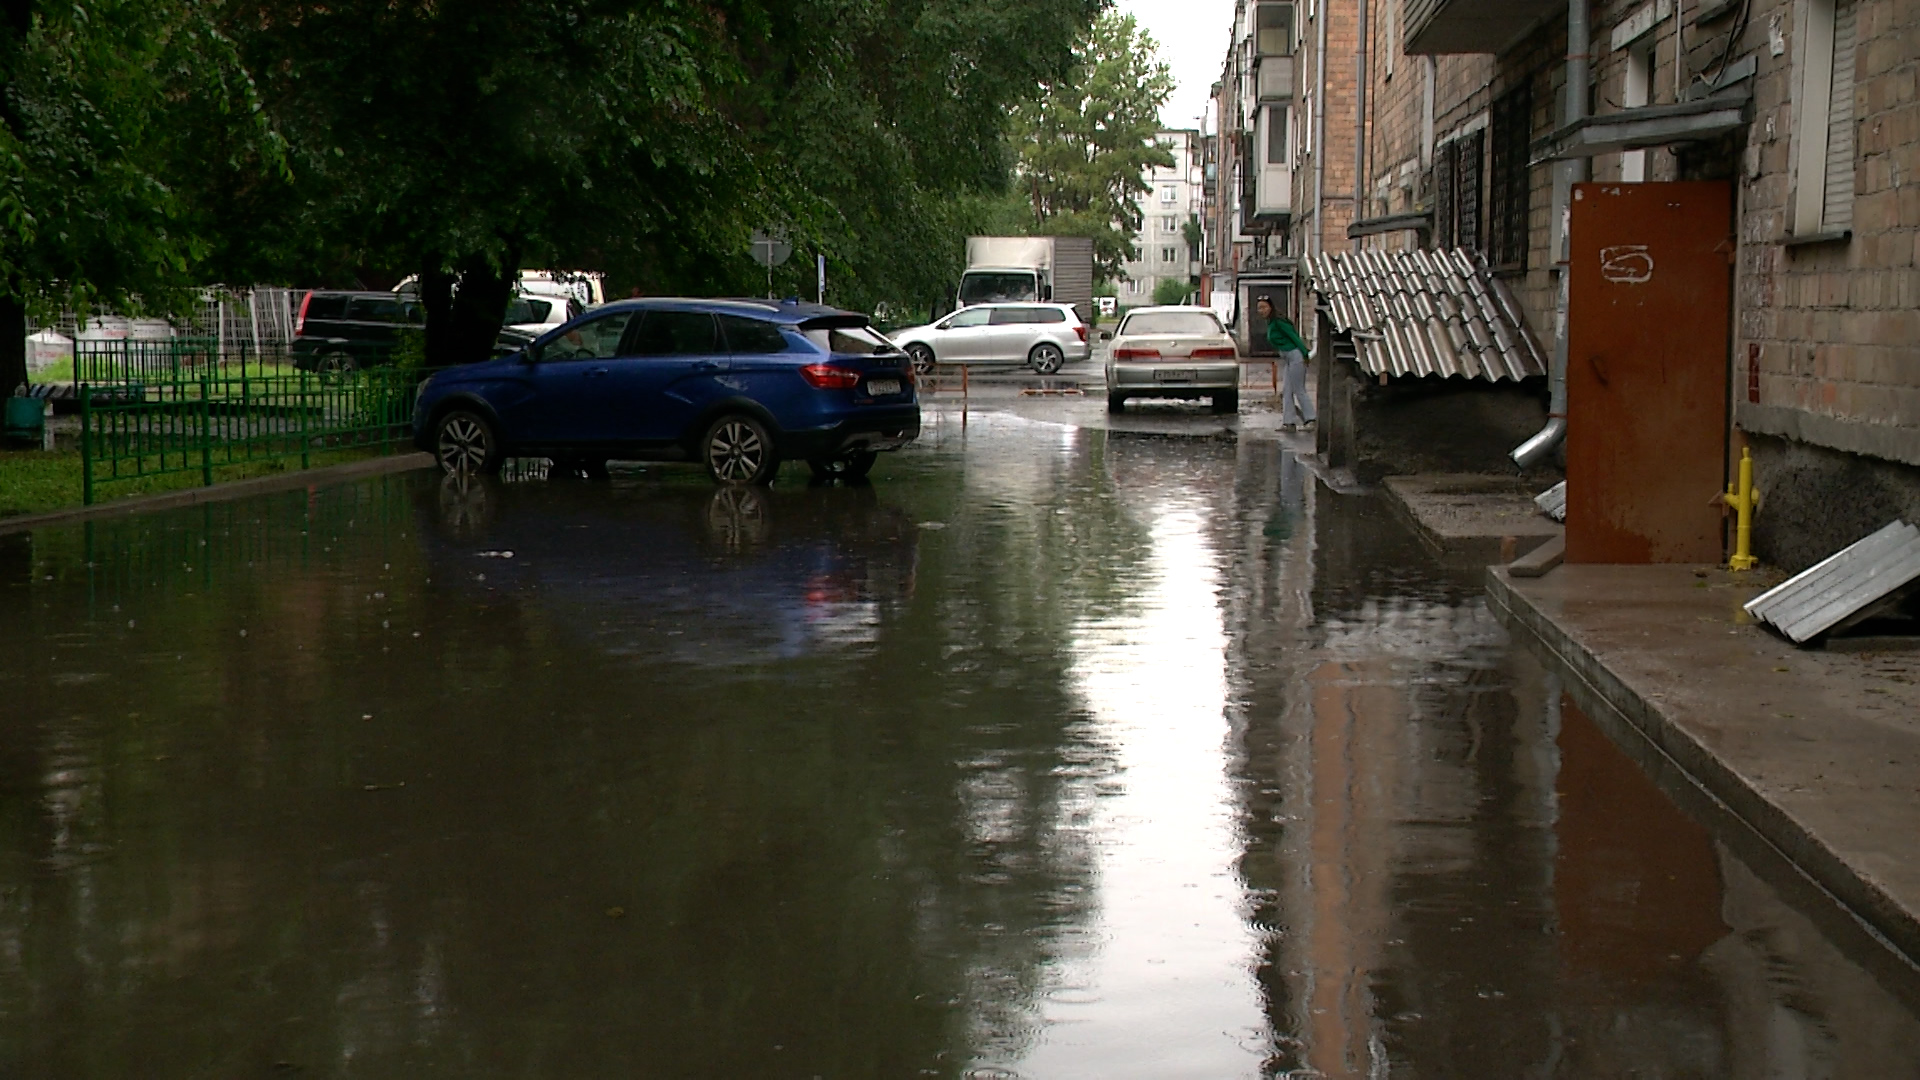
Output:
890 302 1090 376
1105 306 1240 414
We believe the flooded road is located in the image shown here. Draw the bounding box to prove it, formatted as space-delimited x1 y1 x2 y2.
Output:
2 406 1917 1077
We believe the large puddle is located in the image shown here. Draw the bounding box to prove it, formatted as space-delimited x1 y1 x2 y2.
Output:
1 408 1915 1076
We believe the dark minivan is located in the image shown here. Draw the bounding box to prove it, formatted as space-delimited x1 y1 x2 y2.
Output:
291 291 423 375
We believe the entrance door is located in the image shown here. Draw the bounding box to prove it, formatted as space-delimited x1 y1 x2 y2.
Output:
1566 182 1731 564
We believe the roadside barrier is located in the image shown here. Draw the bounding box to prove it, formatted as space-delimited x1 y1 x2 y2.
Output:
79 369 415 505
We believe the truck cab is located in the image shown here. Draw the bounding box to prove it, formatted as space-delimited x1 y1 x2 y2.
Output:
958 266 1050 307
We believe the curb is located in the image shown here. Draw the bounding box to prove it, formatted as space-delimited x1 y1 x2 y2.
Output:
0 452 435 536
1486 565 1920 970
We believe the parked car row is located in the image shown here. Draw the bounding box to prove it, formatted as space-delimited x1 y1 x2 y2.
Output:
291 289 582 375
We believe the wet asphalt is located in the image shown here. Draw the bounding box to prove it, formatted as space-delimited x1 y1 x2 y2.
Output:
1 398 1917 1077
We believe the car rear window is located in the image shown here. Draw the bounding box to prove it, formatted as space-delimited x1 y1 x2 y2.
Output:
717 314 791 354
802 325 899 355
959 272 1039 305
1119 311 1223 336
304 294 348 320
347 296 404 322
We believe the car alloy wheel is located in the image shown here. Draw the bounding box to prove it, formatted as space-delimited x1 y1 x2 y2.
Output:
703 414 778 486
316 351 357 383
1029 342 1064 375
907 344 935 377
435 410 501 475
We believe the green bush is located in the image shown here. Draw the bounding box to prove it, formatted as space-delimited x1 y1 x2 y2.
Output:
1151 279 1194 306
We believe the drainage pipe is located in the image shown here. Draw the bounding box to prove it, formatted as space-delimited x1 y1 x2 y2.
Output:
1353 0 1369 253
1511 0 1591 470
1314 0 1329 262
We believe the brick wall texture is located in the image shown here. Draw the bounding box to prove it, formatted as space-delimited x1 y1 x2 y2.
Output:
1737 0 1920 446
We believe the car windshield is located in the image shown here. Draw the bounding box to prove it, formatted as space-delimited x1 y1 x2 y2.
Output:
959 272 1039 305
803 325 899 355
1120 311 1223 336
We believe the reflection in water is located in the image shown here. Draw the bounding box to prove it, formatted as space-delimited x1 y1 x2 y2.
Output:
0 415 1917 1077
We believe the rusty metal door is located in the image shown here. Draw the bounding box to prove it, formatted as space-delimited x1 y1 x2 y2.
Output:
1566 182 1731 563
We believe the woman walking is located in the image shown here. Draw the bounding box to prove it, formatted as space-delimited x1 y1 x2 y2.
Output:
1257 297 1316 431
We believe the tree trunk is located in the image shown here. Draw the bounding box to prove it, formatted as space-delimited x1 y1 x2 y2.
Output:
420 249 519 370
448 248 517 367
0 294 28 395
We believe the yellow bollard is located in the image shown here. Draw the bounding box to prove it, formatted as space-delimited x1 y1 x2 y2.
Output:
1725 446 1759 571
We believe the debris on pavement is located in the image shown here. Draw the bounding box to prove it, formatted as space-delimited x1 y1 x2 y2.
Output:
1744 521 1920 645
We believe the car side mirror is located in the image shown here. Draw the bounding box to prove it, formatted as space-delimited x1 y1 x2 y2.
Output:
1098 330 1113 342
523 344 542 363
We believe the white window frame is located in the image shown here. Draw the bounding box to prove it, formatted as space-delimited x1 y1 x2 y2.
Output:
1621 43 1654 182
1787 0 1857 238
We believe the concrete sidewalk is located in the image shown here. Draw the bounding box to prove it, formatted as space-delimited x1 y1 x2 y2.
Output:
1488 563 1920 966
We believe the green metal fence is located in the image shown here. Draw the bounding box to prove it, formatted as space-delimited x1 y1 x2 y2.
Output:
79 369 416 505
71 336 287 384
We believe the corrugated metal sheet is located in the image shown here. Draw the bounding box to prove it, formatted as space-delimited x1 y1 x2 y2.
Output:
1307 248 1548 382
1744 520 1920 644
1536 480 1567 522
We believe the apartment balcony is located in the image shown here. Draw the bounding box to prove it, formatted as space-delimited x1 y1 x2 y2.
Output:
1255 55 1294 101
1403 0 1564 55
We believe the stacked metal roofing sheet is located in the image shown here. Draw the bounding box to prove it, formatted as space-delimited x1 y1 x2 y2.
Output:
1744 520 1920 644
1307 248 1548 382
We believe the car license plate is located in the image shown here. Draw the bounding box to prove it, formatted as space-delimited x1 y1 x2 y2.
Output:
867 379 901 396
1155 369 1196 382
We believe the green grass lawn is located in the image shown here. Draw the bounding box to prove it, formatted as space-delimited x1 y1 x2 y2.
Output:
0 446 390 518
28 359 306 384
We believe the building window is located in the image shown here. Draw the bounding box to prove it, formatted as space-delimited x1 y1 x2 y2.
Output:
1488 87 1531 268
1160 185 1178 205
1255 4 1294 55
1433 128 1484 252
1789 0 1858 237
1163 215 1178 232
1266 106 1289 165
1161 247 1178 263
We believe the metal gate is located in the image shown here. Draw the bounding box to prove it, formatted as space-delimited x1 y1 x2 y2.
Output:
1565 181 1732 563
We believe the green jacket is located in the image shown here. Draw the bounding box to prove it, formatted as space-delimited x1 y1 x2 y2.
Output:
1265 316 1310 357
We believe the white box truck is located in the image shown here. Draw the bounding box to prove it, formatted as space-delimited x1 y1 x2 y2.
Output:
959 236 1095 324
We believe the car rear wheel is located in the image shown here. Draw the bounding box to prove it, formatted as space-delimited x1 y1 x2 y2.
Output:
1029 342 1065 375
1212 390 1240 414
703 414 779 486
808 450 877 482
1107 392 1127 414
434 409 502 475
316 351 357 383
907 344 935 377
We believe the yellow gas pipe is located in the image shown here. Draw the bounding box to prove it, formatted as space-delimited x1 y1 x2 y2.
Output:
1725 447 1759 571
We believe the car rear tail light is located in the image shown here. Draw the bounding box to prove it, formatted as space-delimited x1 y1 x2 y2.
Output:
799 363 861 389
295 291 313 336
1112 347 1161 359
1190 346 1236 359
1075 325 1088 342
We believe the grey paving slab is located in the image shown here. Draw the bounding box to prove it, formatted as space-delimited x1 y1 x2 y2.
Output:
1489 563 1920 965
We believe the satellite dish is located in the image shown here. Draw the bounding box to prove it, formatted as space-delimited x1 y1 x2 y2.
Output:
749 231 793 268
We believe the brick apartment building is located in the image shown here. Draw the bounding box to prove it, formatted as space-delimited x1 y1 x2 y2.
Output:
1206 0 1920 568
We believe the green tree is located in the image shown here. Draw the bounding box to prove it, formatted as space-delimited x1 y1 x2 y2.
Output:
1007 13 1174 284
0 0 279 391
217 0 1100 366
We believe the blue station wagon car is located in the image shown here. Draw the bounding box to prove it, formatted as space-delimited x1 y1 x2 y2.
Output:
412 298 921 484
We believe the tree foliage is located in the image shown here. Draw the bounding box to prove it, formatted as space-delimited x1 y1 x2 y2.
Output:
0 0 279 390
1006 13 1174 284
214 0 1101 365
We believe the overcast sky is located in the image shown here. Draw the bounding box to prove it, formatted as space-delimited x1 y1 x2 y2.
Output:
1115 0 1238 133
